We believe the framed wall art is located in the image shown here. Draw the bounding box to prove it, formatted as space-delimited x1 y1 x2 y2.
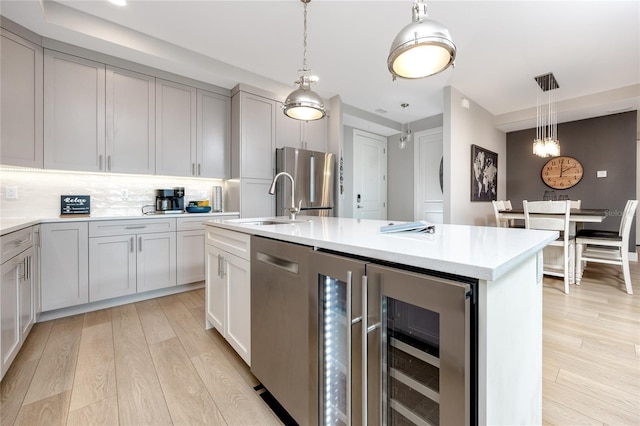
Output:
471 144 498 202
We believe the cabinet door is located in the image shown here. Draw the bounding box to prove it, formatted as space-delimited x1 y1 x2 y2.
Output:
302 119 328 152
0 30 43 168
275 101 302 149
155 79 196 176
44 50 105 171
89 235 137 302
1 258 20 378
176 230 205 285
40 222 89 311
240 178 275 218
19 249 35 341
224 252 251 365
239 92 275 179
205 244 225 332
106 66 156 174
136 232 176 292
33 225 41 319
197 89 231 178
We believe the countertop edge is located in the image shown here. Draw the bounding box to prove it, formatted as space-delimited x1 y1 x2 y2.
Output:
0 212 240 236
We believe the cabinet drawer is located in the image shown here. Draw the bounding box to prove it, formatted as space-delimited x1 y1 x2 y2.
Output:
205 226 250 260
89 218 176 237
1 227 33 264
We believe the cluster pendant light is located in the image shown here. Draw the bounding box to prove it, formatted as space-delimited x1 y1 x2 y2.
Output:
388 0 456 80
532 72 560 158
283 0 326 121
399 103 412 149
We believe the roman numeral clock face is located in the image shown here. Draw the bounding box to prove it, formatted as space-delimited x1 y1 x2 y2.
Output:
541 156 584 189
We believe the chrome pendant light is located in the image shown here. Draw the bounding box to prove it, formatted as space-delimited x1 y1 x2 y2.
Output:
388 0 456 80
283 0 326 121
532 72 560 158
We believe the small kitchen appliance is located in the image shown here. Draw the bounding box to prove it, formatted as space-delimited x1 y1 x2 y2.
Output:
155 187 185 214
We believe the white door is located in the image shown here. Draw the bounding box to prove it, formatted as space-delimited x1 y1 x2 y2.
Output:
414 128 444 223
353 129 387 219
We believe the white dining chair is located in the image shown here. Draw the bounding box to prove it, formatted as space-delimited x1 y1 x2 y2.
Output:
524 200 574 294
575 200 638 294
492 200 507 227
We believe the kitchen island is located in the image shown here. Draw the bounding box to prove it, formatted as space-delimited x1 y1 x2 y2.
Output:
205 216 558 425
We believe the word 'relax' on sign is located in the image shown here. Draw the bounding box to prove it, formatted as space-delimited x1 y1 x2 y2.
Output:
60 195 91 217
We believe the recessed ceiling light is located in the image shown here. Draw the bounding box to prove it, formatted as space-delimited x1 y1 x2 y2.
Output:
109 0 127 6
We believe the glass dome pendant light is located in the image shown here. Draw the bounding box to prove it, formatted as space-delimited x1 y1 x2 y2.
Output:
387 0 456 80
283 0 326 121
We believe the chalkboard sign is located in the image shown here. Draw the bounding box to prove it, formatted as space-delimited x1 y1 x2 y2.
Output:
60 195 91 216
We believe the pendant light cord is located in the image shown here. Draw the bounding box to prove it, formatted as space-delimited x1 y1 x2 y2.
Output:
302 0 308 72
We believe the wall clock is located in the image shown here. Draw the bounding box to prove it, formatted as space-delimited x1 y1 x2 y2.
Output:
541 156 584 189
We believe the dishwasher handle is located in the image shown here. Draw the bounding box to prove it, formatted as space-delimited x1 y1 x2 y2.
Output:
256 251 299 274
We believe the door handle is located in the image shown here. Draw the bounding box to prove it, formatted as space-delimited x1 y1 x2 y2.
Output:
107 155 112 171
138 236 142 252
130 236 134 253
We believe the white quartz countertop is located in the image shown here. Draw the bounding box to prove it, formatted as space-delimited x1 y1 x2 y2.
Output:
0 212 239 236
206 216 558 281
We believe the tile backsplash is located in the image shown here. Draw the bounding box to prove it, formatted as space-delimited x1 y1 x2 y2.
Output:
0 167 236 219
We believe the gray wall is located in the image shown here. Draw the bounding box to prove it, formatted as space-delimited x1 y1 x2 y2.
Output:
507 111 637 249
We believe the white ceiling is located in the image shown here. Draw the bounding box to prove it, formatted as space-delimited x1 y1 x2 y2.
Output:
2 0 639 133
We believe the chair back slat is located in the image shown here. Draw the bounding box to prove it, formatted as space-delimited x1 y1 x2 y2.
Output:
619 200 638 246
523 200 571 235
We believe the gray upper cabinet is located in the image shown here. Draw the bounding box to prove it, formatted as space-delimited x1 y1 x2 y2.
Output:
0 30 43 168
106 66 156 174
197 89 231 178
275 101 327 152
155 78 197 177
44 50 106 172
233 91 276 179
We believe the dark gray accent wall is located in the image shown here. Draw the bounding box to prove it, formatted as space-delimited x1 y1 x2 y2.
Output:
507 111 637 249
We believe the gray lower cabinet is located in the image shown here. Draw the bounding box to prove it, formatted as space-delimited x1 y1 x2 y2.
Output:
40 222 89 311
89 219 177 301
1 227 35 380
0 29 43 168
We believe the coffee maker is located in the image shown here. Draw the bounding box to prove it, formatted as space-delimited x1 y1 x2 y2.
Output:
155 187 185 214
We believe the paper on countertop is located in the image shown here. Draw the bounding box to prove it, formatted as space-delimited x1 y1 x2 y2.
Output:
379 220 435 234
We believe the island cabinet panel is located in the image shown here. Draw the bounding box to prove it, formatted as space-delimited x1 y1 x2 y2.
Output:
136 232 177 292
106 66 156 174
155 78 197 177
40 222 89 311
89 235 137 302
204 226 251 365
0 29 43 168
44 50 105 172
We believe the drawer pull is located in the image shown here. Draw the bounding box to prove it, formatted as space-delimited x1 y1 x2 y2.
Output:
139 236 142 252
130 236 134 253
125 225 147 230
13 238 31 245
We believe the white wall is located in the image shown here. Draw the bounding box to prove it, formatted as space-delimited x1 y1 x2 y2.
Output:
444 86 507 225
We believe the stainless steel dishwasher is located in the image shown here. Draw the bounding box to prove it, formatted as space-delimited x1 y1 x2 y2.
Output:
251 236 313 426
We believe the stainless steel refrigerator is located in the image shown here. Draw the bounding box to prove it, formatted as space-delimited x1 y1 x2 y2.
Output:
275 147 335 217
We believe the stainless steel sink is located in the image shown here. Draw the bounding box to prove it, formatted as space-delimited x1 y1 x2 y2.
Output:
234 219 311 226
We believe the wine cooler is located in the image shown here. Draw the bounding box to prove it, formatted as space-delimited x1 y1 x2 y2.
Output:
309 250 475 425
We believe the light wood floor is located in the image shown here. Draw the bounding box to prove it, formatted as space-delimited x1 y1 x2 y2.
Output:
1 262 639 425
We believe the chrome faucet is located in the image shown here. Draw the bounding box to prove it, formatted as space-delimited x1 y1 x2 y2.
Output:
268 172 301 220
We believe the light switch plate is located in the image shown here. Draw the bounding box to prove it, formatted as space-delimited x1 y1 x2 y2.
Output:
5 186 18 199
597 170 607 178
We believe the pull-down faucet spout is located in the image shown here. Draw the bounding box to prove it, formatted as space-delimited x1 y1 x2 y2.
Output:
269 172 300 219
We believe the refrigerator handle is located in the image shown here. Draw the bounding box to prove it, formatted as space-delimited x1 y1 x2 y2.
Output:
309 154 315 203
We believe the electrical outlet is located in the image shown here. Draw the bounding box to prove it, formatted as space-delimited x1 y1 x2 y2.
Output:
5 186 18 199
121 189 129 200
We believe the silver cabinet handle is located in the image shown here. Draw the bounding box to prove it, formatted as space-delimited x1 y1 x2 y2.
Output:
138 236 142 252
125 225 146 230
362 274 368 425
192 163 196 176
107 155 112 171
217 254 222 278
99 154 103 170
130 236 134 253
197 163 201 176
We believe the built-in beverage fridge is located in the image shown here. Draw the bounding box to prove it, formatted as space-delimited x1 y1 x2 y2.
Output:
309 250 475 425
